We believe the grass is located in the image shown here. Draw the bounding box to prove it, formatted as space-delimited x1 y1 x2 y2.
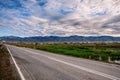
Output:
0 44 18 80
10 42 120 62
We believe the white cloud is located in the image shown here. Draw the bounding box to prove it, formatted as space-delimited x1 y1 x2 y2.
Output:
0 0 120 37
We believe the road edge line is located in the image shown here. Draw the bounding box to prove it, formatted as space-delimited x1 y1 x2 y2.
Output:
7 47 26 80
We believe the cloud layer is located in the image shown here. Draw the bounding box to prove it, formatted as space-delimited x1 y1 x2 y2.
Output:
0 0 120 37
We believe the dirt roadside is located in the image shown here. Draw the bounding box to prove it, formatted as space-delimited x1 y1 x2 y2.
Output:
0 44 20 80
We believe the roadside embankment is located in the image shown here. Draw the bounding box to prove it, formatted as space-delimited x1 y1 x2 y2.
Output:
0 44 20 80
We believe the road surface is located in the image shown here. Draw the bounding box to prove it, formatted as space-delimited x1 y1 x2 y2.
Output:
7 45 120 80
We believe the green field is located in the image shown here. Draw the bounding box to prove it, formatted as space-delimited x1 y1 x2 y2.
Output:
10 42 120 62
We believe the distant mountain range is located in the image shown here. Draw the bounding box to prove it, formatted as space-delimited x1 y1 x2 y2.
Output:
0 36 120 42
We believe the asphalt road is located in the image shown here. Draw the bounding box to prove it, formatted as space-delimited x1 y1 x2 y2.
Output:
7 45 120 80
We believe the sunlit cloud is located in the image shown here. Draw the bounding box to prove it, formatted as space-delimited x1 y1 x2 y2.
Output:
0 0 120 37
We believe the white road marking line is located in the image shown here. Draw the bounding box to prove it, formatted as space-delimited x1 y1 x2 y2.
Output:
24 49 120 80
7 47 26 80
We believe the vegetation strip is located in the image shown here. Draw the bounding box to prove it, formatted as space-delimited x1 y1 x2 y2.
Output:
10 42 120 63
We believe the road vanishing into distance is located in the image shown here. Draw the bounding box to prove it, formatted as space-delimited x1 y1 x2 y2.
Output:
7 45 120 80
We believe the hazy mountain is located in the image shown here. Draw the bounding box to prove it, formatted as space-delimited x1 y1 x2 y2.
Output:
0 36 120 42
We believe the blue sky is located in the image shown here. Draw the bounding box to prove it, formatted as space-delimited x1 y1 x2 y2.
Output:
0 0 120 37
